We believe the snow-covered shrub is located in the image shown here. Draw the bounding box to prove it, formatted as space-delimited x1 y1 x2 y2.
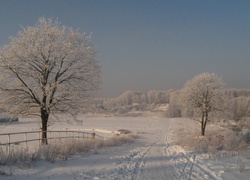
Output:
236 117 250 131
55 139 93 160
0 135 138 167
217 131 248 151
193 137 209 153
0 146 31 166
34 139 95 161
35 143 59 162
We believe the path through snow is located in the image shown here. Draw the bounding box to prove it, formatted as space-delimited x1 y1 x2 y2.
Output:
1 117 250 179
74 118 221 180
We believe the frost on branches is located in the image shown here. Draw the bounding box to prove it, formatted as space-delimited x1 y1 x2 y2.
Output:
181 73 225 136
0 18 101 144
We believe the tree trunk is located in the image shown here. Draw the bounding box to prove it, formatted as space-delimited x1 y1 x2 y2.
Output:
201 112 208 136
41 108 49 145
201 113 205 136
201 125 205 136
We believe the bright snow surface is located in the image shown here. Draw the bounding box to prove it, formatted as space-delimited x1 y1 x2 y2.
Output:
1 115 250 180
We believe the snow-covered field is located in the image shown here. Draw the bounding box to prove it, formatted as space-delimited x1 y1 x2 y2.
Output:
1 115 250 180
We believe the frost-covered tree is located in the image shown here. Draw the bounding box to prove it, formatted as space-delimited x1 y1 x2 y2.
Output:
166 90 182 117
231 97 250 121
147 90 169 104
181 73 225 136
0 18 101 144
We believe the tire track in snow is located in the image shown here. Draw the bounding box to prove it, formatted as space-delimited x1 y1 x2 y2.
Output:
115 119 175 180
77 118 221 180
78 119 155 180
163 119 221 180
108 119 158 179
133 119 179 180
119 144 151 180
178 152 222 180
164 124 173 155
77 146 150 180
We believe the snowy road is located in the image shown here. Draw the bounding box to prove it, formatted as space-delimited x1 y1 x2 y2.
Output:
121 119 219 180
76 118 221 180
2 117 249 180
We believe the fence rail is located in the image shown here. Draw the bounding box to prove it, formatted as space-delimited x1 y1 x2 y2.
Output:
0 130 105 148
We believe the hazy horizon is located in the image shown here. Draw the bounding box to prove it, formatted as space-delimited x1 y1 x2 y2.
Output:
1 0 250 98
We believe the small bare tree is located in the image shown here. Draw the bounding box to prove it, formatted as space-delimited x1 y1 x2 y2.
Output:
181 73 225 136
0 18 101 144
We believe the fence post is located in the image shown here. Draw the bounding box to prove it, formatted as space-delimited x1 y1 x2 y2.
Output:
25 132 27 149
8 134 10 154
38 132 41 146
91 133 95 139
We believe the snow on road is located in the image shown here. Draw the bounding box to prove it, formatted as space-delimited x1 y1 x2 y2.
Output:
79 118 221 180
1 116 250 179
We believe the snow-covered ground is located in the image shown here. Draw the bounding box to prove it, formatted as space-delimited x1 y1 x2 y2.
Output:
1 115 250 179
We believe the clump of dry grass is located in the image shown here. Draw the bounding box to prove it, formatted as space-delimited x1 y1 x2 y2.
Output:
35 134 138 162
177 124 250 154
34 138 96 162
0 134 138 168
0 146 31 166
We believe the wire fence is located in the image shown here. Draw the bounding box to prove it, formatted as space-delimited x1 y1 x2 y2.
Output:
0 130 105 149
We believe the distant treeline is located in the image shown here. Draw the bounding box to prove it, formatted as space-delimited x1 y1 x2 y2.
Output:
92 90 173 113
91 89 250 121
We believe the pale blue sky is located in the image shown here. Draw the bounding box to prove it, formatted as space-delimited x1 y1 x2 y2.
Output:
0 0 250 97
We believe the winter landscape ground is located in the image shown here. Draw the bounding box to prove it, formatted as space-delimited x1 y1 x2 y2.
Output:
0 113 250 180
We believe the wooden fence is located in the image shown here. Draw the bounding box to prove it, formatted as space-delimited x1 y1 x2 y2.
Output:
0 130 105 148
